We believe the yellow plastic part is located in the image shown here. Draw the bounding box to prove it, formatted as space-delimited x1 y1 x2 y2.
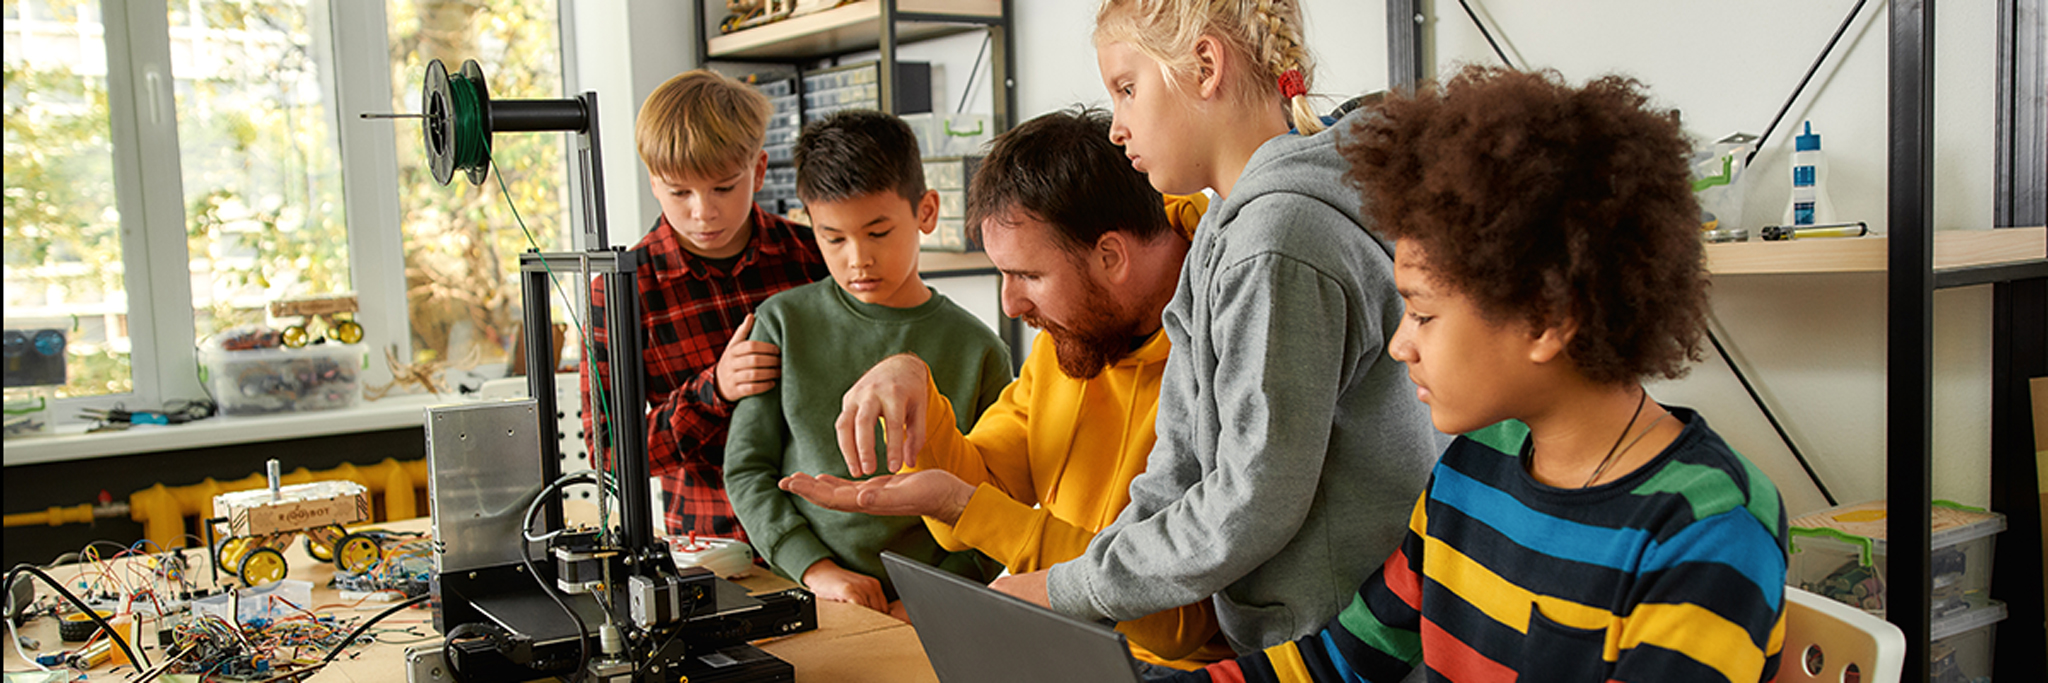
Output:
119 457 431 550
2 503 95 527
305 524 345 561
334 534 383 573
9 458 430 550
333 320 365 344
240 547 289 585
217 536 258 569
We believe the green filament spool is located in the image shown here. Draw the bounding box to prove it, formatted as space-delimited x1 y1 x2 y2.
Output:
422 58 496 186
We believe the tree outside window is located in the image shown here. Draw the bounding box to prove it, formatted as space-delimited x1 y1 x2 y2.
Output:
387 0 570 372
5 0 133 398
5 0 571 407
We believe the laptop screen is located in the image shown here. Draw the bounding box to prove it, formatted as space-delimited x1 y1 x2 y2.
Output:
882 551 1144 683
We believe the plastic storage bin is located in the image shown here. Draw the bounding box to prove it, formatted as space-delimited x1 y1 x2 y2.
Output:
919 156 982 253
929 114 992 157
752 77 794 98
937 188 966 219
2 386 56 438
754 166 800 216
1788 499 2006 620
923 156 973 190
798 61 931 126
902 113 993 158
1928 597 2005 683
201 343 364 416
922 218 972 252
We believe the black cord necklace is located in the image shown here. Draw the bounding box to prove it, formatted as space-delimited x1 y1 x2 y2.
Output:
1526 390 1664 488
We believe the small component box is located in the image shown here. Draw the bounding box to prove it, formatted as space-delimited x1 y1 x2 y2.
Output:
667 534 755 579
200 342 364 416
920 156 983 253
1788 499 2006 620
1927 597 2006 683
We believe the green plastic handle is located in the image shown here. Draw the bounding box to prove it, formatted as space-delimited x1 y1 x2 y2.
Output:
1 396 47 415
944 119 985 137
1788 526 1876 567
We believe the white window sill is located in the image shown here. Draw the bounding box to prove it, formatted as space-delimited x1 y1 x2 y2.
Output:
3 393 463 466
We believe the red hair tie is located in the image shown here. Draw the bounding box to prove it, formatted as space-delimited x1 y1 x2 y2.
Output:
1277 69 1307 99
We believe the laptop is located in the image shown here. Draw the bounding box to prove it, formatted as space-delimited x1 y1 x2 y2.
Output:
882 551 1145 683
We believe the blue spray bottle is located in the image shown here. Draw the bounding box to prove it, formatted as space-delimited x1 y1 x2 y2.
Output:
1782 122 1837 227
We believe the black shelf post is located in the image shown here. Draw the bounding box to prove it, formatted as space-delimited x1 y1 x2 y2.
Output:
1988 276 2046 682
1888 2 1936 682
1387 0 1424 91
879 0 898 115
1988 3 2047 679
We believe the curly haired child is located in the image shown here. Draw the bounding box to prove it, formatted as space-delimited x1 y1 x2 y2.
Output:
1163 66 1788 683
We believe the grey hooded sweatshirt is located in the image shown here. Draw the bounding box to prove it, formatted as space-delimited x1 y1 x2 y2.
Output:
1047 111 1445 654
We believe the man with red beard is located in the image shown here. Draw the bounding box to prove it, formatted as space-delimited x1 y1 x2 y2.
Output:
778 108 1231 670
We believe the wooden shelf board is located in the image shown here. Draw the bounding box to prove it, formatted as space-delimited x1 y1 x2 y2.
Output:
708 0 1001 60
1705 226 2044 275
918 250 992 275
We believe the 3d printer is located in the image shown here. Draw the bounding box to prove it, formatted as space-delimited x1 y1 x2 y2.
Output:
389 59 815 683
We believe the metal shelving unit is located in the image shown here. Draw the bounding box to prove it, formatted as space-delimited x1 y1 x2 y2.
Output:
1390 3 2048 681
692 0 1015 133
691 0 1022 355
1888 4 2046 681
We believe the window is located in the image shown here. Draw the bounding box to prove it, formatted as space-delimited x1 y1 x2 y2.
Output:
169 0 352 344
386 0 570 369
2 0 568 421
5 0 132 398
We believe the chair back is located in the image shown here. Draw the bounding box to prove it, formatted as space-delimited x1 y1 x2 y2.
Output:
1781 585 1907 683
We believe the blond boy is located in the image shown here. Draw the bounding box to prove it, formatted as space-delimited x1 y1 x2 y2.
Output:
581 70 829 540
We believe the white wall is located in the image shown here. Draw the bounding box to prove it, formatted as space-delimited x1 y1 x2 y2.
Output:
569 0 694 248
590 2 2008 516
1423 0 2000 516
1015 1 1391 119
1009 1 2004 515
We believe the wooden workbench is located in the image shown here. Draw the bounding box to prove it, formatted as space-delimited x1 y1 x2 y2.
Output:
2 518 937 682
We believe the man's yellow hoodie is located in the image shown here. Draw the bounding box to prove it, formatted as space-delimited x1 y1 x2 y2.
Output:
915 329 1232 668
910 194 1230 668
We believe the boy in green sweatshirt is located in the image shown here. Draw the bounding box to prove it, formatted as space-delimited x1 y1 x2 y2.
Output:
722 110 1010 617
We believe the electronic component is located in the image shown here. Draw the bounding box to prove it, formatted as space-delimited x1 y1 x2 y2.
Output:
405 643 452 683
670 588 818 649
407 58 817 683
69 638 115 668
6 572 31 625
670 534 756 578
667 644 794 683
3 329 67 388
551 534 617 595
627 568 714 629
333 533 432 599
57 609 109 642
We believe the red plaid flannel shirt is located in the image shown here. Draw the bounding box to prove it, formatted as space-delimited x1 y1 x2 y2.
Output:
581 206 828 540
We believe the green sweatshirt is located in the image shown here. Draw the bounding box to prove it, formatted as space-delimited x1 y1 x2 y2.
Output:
723 279 1011 596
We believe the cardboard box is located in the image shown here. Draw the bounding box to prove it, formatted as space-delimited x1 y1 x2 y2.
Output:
212 480 371 538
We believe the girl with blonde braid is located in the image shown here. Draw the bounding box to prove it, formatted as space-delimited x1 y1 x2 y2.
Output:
988 0 1444 663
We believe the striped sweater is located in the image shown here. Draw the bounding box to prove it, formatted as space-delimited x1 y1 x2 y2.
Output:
1176 408 1787 683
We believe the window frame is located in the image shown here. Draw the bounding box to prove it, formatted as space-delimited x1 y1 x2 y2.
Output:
20 0 572 432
